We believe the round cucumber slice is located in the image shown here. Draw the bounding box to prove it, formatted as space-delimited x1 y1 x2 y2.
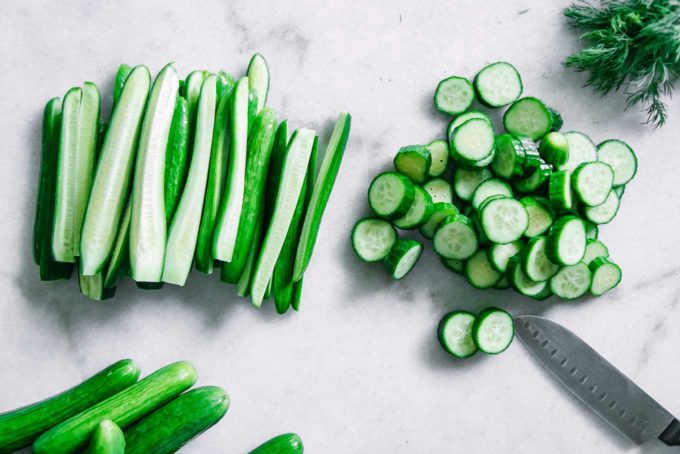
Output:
453 167 493 201
479 197 528 244
550 262 592 300
351 218 397 262
394 186 434 230
503 97 552 140
546 216 586 266
597 139 637 186
426 140 449 177
492 134 525 178
448 111 492 139
520 196 554 238
433 214 478 260
423 178 453 204
434 76 475 115
368 172 415 219
561 131 597 173
589 257 622 296
474 62 523 108
419 202 458 239
465 249 502 289
438 311 478 358
471 178 513 210
582 190 620 224
384 239 423 280
522 236 559 282
394 145 432 184
452 118 495 161
488 240 524 273
539 132 569 167
472 307 514 354
507 255 549 297
572 162 614 207
582 238 609 265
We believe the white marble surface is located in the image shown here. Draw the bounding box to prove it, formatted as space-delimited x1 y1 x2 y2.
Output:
2 0 680 452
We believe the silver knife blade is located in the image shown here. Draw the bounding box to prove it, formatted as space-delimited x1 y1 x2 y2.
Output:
514 315 674 445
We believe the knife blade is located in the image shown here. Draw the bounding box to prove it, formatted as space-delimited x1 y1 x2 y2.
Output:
514 314 679 446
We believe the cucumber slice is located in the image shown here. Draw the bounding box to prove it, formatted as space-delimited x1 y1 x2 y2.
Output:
124 386 229 454
419 202 458 239
489 240 524 273
491 134 525 178
549 107 563 131
457 149 495 169
129 64 179 283
465 249 502 288
589 257 622 296
353 219 396 262
385 239 423 279
447 110 492 138
572 162 614 207
433 214 478 260
507 255 549 297
479 196 528 244
394 186 433 229
539 132 569 167
561 131 597 173
250 129 316 307
437 311 478 358
583 238 609 265
513 161 552 193
548 169 573 210
164 96 190 223
522 236 559 281
368 172 415 219
162 75 217 285
235 209 264 298
423 178 453 204
85 420 125 454
453 167 493 201
425 139 449 177
451 118 495 161
471 178 513 210
182 70 205 145
213 77 249 262
113 64 132 107
33 362 196 454
247 53 270 114
503 97 552 140
434 76 474 115
597 139 637 186
550 262 592 300
79 270 116 301
442 257 465 275
520 196 554 237
250 433 304 454
394 145 431 184
472 307 514 354
80 68 150 275
547 216 586 265
582 190 620 224
474 62 522 108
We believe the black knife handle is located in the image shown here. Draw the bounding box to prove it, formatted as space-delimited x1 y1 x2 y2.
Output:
660 418 680 446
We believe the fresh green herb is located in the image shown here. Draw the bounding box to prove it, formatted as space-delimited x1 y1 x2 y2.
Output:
564 0 680 127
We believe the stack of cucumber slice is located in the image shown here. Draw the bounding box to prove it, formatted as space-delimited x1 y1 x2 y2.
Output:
353 61 635 300
33 55 351 313
438 307 514 358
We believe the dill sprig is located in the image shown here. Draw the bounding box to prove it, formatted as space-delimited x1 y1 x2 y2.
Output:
564 0 680 127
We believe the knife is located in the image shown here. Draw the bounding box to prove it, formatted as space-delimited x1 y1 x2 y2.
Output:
514 314 680 446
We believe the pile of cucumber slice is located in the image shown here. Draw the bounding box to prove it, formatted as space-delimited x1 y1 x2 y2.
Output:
353 61 635 300
438 307 514 358
33 55 351 313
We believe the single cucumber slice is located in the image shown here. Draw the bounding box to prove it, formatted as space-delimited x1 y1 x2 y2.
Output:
519 137 541 170
423 178 453 204
434 76 474 115
85 420 125 454
247 53 270 114
457 149 495 169
491 134 525 178
520 196 554 238
582 190 620 224
213 77 249 262
249 433 304 454
589 257 622 296
489 240 524 273
33 362 196 454
113 64 132 106
547 216 586 265
0 360 139 453
503 97 552 140
572 161 614 207
442 257 465 274
394 145 431 184
561 131 597 173
550 262 592 299
130 64 179 283
394 186 434 229
539 132 569 167
384 239 423 279
182 70 205 146
425 140 449 177
368 172 415 219
124 386 229 454
447 110 492 138
471 178 513 210
162 75 217 285
507 255 549 297
453 167 492 201
353 218 397 262
582 238 609 265
513 161 552 193
419 202 458 239
549 170 573 210
163 96 190 223
433 214 478 260
474 61 522 107
479 196 528 244
80 68 150 275
451 118 495 161
472 307 514 354
597 139 637 186
437 311 478 358
522 236 559 281
465 249 502 288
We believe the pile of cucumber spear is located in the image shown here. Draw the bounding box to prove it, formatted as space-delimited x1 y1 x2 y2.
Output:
33 54 351 313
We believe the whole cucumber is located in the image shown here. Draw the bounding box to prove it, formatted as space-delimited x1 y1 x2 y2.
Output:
85 419 125 454
0 359 139 454
33 361 197 454
125 386 229 454
249 433 304 454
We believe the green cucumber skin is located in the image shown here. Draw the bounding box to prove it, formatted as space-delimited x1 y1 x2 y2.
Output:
113 64 132 107
33 361 197 454
291 277 304 311
221 108 278 283
0 359 139 454
103 197 132 290
124 386 229 454
248 88 259 132
265 120 289 226
292 112 351 282
164 96 190 224
85 420 125 454
249 433 304 454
